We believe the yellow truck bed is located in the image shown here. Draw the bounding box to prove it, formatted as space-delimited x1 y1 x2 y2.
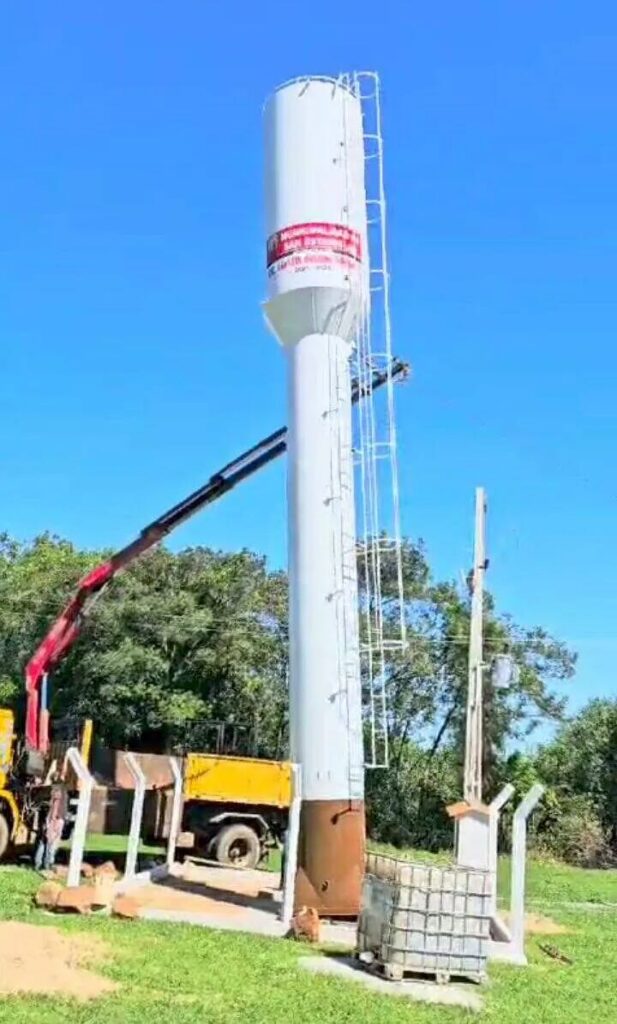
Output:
184 752 292 809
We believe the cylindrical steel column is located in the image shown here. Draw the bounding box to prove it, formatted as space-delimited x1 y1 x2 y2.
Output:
287 331 364 914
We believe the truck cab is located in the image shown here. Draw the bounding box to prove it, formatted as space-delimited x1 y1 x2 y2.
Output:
0 710 93 860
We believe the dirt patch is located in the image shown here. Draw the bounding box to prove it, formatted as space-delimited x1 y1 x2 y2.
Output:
524 912 571 935
502 911 571 935
0 922 118 1001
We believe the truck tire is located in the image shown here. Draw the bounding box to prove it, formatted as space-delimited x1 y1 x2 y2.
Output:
0 813 10 862
215 823 261 869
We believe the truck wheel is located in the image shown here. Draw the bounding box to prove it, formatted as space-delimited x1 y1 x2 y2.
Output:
0 813 10 862
215 823 261 869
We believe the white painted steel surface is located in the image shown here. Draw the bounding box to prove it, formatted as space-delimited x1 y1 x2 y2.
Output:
286 332 363 800
264 77 368 803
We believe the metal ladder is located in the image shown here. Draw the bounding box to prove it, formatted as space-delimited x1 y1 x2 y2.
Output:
351 71 407 769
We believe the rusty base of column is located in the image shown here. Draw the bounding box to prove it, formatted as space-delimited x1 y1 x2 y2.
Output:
293 799 365 918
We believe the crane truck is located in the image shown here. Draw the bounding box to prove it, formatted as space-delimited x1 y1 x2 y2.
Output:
0 360 407 865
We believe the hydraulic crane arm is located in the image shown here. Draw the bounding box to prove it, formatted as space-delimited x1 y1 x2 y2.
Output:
25 358 408 752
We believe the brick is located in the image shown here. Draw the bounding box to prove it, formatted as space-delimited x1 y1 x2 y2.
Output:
94 860 120 882
34 881 63 909
290 906 320 943
112 895 140 920
55 886 95 915
91 876 115 909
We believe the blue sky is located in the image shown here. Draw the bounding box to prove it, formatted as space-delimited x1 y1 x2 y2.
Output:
1 4 615 721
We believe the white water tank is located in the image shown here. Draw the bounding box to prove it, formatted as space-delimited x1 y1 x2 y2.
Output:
264 76 369 346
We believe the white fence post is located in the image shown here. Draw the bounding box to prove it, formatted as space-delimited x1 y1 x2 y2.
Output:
489 783 515 922
66 747 94 888
166 757 183 869
510 783 544 961
281 763 302 929
123 752 146 881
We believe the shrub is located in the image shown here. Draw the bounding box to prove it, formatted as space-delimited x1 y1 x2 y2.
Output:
366 744 459 852
531 791 613 868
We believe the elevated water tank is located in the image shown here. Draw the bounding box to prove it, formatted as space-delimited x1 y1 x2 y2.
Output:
264 75 369 346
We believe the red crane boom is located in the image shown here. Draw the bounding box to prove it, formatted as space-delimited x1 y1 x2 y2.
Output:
25 359 408 752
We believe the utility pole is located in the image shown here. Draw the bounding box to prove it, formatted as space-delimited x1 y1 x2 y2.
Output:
463 487 487 802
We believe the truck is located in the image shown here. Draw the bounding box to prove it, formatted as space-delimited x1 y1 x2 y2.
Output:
88 735 292 868
182 748 291 866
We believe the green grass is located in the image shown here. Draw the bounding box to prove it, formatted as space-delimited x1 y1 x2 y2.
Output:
369 842 617 906
1 860 617 1023
509 857 617 905
368 842 453 866
76 833 164 857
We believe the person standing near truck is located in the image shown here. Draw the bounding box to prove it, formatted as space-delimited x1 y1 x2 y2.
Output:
34 775 68 872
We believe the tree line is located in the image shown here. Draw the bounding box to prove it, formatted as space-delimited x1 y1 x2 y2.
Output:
0 530 613 866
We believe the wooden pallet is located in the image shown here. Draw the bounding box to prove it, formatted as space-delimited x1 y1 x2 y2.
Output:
356 953 486 986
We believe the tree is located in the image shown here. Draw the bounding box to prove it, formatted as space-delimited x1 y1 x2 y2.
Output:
370 550 575 784
0 532 102 715
0 528 580 858
534 699 617 861
54 546 289 753
366 743 459 851
359 536 577 848
0 534 289 756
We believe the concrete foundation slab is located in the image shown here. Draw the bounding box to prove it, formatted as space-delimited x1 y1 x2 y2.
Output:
488 940 527 966
112 861 359 946
320 921 357 947
115 863 169 893
298 956 484 1011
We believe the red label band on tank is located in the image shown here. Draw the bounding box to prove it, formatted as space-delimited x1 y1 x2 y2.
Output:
267 222 362 267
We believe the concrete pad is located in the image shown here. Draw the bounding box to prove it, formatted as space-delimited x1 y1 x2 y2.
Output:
139 905 360 947
132 882 252 917
320 921 356 947
178 861 281 897
299 956 484 1011
115 863 169 894
115 861 360 948
488 940 527 966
